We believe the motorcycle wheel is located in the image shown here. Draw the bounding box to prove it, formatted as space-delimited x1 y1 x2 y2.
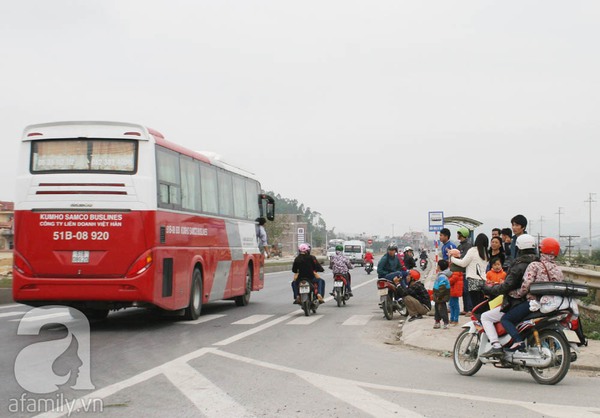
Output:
335 288 342 307
382 294 394 320
453 329 483 376
302 300 311 317
397 299 408 317
529 329 571 385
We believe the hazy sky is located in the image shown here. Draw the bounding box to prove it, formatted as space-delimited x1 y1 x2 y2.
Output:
2 1 600 243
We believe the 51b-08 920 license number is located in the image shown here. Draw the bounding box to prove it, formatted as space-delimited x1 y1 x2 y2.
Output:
53 231 110 241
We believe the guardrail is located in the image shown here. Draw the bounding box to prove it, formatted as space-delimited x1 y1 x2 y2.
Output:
560 266 600 305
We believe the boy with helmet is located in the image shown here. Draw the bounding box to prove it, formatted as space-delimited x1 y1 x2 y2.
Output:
499 237 564 351
479 233 538 357
403 246 416 270
455 227 473 315
403 269 431 321
329 244 354 297
291 243 325 304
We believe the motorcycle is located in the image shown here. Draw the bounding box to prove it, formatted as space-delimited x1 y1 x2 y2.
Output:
364 262 374 275
298 278 320 316
377 279 408 320
419 258 427 271
453 299 587 385
332 273 350 307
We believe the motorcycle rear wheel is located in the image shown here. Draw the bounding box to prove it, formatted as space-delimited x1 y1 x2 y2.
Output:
529 329 571 385
335 288 342 307
453 329 483 376
382 294 394 320
302 300 311 316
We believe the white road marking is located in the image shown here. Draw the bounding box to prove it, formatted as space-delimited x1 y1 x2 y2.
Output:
287 315 323 325
163 361 255 417
0 311 26 319
175 314 226 325
10 312 69 322
212 310 302 346
342 315 373 326
232 314 274 325
0 303 22 310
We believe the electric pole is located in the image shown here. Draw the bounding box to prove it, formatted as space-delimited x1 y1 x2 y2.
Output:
585 193 596 257
556 207 564 239
560 235 580 260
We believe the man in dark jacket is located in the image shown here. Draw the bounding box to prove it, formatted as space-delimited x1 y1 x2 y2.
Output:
404 272 431 321
479 234 537 356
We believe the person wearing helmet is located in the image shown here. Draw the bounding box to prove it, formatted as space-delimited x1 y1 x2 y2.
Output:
403 247 416 270
479 233 538 357
454 227 473 315
377 245 409 289
291 243 325 304
403 268 431 321
500 237 564 351
329 245 354 297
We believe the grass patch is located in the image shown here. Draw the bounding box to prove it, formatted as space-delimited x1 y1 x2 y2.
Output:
581 311 600 341
0 277 12 288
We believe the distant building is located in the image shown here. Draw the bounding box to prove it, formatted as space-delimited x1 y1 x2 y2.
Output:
0 201 14 250
278 214 309 256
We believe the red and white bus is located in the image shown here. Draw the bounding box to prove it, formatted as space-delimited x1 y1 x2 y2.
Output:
13 121 274 320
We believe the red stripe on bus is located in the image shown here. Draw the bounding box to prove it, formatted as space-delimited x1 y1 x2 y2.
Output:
38 183 126 187
35 191 128 195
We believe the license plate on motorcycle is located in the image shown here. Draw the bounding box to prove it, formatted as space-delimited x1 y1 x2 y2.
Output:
334 281 344 287
299 286 310 294
378 288 388 296
72 250 89 264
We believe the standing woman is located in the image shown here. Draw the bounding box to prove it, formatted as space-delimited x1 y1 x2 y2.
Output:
487 236 505 271
449 233 489 308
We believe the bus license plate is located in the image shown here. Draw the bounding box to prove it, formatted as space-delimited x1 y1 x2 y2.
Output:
72 251 89 264
378 288 389 296
334 281 344 287
299 285 310 294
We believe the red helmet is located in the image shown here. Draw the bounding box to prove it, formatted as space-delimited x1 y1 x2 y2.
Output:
409 269 421 281
539 237 560 256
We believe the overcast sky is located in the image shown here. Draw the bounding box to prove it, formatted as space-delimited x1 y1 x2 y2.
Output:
2 1 600 243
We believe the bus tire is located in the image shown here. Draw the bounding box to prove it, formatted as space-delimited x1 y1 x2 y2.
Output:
235 265 253 307
184 269 203 320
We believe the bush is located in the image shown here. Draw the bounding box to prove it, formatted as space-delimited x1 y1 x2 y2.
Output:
581 311 600 341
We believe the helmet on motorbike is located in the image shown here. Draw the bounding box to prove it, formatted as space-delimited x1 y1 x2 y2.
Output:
298 243 310 253
387 244 398 252
335 244 343 252
408 269 420 281
403 246 413 252
457 227 470 238
515 234 536 250
539 237 560 256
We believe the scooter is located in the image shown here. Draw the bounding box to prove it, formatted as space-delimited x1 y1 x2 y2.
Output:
332 273 350 307
377 279 408 320
298 278 320 316
453 299 587 385
364 262 374 275
419 258 427 270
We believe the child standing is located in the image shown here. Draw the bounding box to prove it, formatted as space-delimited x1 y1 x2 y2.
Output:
448 264 464 326
433 260 451 329
486 256 506 285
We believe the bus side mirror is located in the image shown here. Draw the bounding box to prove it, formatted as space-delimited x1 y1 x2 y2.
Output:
266 202 275 221
259 194 275 221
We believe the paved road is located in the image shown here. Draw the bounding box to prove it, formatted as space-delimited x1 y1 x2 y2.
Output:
1 267 599 417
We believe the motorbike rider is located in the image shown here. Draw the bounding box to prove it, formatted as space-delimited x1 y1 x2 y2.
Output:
329 244 354 297
291 243 325 304
499 237 564 351
403 246 417 270
478 234 538 357
403 269 431 321
364 250 375 267
377 244 409 289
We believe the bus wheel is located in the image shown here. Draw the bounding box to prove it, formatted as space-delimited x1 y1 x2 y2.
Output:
235 266 252 307
184 269 203 320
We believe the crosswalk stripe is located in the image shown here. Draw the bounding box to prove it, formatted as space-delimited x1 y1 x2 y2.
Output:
175 314 226 325
342 315 373 326
0 311 26 319
9 312 69 322
287 315 323 325
232 314 274 325
0 304 22 310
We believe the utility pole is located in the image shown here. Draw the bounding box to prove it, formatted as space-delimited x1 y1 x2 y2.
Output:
585 193 596 257
556 207 564 239
560 235 580 260
539 215 545 237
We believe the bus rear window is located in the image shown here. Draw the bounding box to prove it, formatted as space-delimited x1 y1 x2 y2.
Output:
31 139 137 173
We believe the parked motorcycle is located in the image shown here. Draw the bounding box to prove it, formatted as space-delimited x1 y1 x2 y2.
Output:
364 262 374 275
332 273 350 307
453 297 587 385
298 278 320 316
419 258 427 271
377 279 408 320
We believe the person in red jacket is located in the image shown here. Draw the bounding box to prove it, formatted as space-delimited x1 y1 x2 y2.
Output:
448 269 464 325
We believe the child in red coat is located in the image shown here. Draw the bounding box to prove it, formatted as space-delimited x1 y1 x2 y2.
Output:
448 270 464 325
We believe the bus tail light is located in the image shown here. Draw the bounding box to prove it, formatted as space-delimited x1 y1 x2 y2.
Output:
14 252 34 276
125 250 153 278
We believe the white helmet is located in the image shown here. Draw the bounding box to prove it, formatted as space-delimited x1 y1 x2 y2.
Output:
403 246 413 252
516 234 536 250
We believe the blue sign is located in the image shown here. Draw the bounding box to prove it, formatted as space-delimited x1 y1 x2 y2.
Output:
428 211 444 232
